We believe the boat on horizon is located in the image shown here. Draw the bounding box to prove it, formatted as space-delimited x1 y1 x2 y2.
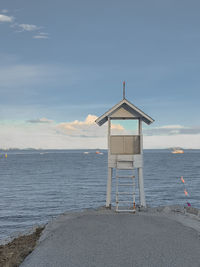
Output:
96 151 103 155
171 148 184 154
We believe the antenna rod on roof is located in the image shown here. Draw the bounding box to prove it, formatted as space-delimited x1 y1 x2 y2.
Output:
123 81 126 99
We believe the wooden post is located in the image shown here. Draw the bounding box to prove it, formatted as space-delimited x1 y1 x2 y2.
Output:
106 168 112 208
138 118 146 207
106 117 112 208
139 118 143 154
138 168 146 207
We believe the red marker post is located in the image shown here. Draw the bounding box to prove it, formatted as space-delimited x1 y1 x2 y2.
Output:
180 176 191 207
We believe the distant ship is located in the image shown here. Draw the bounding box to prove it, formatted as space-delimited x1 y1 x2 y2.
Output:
96 151 103 155
171 148 184 154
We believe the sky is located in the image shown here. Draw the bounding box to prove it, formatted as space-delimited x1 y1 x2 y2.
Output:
0 0 200 149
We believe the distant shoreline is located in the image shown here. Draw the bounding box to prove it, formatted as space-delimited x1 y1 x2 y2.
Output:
1 148 200 151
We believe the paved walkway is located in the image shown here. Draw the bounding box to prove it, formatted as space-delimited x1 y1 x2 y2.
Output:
20 209 200 267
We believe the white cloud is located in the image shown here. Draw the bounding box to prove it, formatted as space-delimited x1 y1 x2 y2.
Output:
0 64 43 88
0 118 107 149
0 14 14 22
1 9 8 14
144 134 200 149
0 63 85 90
27 118 53 124
58 114 97 131
69 114 97 126
0 118 200 149
111 124 124 131
33 35 48 39
62 114 123 130
159 125 183 129
58 115 102 136
0 11 49 38
57 115 124 137
18 23 39 31
143 124 200 136
33 32 49 39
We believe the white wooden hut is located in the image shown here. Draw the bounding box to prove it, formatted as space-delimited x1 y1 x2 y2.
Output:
95 83 154 212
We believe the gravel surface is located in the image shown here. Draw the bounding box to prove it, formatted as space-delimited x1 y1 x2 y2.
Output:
20 207 200 267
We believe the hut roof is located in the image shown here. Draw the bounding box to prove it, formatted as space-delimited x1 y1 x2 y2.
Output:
95 98 154 126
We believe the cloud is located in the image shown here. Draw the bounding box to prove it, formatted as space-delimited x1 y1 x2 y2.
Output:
0 118 200 149
58 114 97 131
143 125 200 136
33 32 49 39
0 63 74 90
57 114 124 137
18 23 39 31
58 114 101 136
143 134 200 149
0 118 107 149
1 9 8 14
27 118 53 124
111 124 124 131
159 125 183 129
59 114 123 129
0 11 49 38
0 64 44 88
70 114 97 126
0 14 14 23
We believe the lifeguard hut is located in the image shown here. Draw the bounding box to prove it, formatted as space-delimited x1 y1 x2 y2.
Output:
95 82 154 212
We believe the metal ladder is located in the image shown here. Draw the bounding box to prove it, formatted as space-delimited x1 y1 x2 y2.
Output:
115 163 136 213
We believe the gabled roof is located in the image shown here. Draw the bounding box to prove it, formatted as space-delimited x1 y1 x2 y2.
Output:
95 98 154 126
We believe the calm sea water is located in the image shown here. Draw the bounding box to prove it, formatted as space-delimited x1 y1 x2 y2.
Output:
0 149 199 240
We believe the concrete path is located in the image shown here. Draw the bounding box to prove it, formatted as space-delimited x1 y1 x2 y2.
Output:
21 208 200 267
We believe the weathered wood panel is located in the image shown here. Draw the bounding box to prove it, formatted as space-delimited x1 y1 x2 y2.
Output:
117 161 134 169
108 154 143 168
110 136 124 154
110 106 135 118
110 135 140 155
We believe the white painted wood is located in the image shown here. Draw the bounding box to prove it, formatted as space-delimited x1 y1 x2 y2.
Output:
117 161 133 169
110 106 135 118
138 118 146 207
108 117 111 155
139 118 143 154
117 155 134 161
133 155 143 168
106 117 112 208
139 118 142 135
95 93 153 210
95 98 154 126
108 154 143 168
106 167 112 208
138 167 146 207
116 168 136 212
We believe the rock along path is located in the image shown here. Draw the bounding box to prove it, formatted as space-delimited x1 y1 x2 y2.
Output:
20 207 200 267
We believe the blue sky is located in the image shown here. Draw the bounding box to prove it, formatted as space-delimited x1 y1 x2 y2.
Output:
0 0 200 149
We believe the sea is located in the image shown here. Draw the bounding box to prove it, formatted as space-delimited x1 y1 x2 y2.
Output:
0 149 199 241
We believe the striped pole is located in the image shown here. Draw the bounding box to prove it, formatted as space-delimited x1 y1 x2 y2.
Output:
180 176 191 207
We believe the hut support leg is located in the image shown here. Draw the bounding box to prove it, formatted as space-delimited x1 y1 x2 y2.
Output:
138 168 146 207
106 167 112 209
